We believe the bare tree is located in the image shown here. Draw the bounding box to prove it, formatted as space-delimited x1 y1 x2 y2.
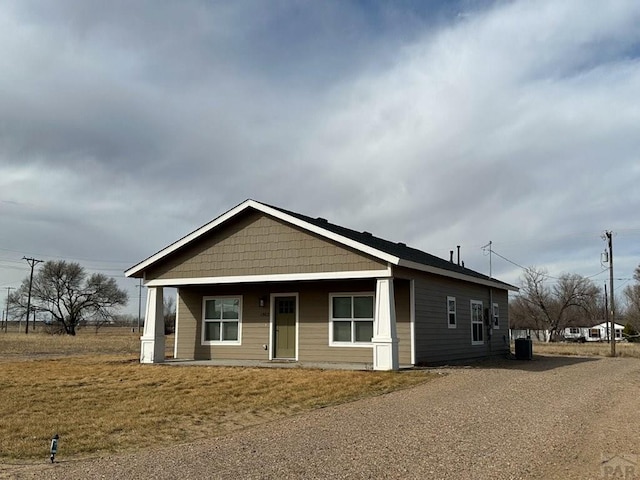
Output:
9 261 128 335
511 267 601 341
164 295 176 335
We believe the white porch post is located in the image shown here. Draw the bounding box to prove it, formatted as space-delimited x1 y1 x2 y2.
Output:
140 286 165 364
372 277 399 371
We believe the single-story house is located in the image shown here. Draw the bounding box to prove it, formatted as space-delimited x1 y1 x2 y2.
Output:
125 199 518 370
562 326 591 342
580 322 625 342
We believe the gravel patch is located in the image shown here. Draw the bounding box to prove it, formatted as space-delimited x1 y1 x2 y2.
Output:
3 354 639 480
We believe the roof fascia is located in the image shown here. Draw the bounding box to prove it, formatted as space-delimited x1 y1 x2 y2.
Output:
256 203 399 264
125 200 257 277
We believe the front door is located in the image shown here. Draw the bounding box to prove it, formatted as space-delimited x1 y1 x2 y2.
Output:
274 296 296 359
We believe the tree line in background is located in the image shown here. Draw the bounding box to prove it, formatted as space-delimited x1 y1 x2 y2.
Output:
6 258 640 341
509 264 640 341
5 260 177 336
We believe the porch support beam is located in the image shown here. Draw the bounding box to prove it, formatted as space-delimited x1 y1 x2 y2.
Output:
372 277 399 371
140 286 165 364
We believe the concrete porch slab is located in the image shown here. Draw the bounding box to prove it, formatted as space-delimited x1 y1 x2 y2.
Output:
162 358 414 371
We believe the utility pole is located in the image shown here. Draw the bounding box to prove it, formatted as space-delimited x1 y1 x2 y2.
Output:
604 231 615 357
23 257 43 335
604 283 609 342
4 287 13 333
482 241 493 278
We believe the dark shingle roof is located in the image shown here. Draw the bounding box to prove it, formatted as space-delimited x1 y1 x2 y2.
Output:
266 203 516 291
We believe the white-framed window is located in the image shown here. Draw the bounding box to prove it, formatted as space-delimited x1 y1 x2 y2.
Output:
589 328 600 339
569 327 580 334
329 293 374 346
202 296 242 345
492 303 499 329
447 296 457 328
471 300 484 345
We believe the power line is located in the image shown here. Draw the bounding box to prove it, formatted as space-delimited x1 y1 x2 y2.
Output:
0 245 132 265
490 250 531 273
489 249 611 282
586 269 609 279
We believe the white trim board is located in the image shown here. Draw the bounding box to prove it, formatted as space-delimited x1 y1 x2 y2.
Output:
144 269 393 287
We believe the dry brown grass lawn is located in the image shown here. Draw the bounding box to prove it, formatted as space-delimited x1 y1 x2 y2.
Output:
531 341 640 358
0 332 434 462
0 328 169 359
0 327 139 355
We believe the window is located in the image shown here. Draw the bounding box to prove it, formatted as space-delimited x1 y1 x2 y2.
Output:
202 296 242 344
589 328 600 339
569 327 580 334
330 294 374 345
492 303 499 329
447 296 457 328
471 300 484 345
615 329 622 339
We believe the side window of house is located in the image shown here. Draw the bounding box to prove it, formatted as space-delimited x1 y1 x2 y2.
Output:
330 294 374 345
492 303 499 329
447 296 456 328
202 297 241 344
471 300 484 345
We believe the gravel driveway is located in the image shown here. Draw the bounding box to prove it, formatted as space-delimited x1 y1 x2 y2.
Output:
4 355 640 480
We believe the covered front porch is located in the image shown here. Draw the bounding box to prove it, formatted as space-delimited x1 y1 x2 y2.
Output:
139 276 407 371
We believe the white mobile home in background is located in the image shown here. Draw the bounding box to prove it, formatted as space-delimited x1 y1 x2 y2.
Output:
512 322 626 343
563 322 625 342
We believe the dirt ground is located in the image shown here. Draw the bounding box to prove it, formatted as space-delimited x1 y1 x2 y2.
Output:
2 354 639 480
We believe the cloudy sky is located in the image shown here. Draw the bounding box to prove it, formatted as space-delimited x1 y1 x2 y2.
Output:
1 0 639 315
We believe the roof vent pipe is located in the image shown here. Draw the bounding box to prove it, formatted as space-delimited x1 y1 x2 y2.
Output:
457 245 460 266
450 250 454 263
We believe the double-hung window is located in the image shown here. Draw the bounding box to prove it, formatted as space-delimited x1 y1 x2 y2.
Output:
492 303 499 329
330 294 374 345
447 296 457 328
202 296 242 344
471 300 484 345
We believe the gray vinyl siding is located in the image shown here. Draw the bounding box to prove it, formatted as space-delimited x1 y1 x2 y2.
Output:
412 272 510 365
175 279 412 365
